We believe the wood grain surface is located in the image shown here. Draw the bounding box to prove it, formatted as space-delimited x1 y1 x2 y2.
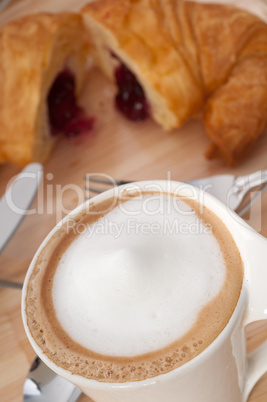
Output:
0 1 267 401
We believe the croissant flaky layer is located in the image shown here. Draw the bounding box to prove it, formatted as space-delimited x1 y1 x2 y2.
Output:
82 0 267 165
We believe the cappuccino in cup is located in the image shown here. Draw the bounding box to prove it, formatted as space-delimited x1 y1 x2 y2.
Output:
24 189 243 383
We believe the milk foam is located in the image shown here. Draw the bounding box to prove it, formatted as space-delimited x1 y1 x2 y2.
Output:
52 195 226 356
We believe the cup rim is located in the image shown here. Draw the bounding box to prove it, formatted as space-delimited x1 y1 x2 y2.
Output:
21 179 252 390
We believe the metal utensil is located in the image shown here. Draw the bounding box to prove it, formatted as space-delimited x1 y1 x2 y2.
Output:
0 163 43 289
0 0 11 12
23 357 82 402
84 170 267 216
0 163 43 253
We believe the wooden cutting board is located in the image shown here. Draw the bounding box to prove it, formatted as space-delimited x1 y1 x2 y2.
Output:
0 1 267 402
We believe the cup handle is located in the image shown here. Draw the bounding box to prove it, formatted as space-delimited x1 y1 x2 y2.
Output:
244 340 267 400
241 231 267 400
243 232 267 325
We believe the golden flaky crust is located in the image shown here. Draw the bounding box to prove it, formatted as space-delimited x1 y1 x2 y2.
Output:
203 18 267 165
82 0 204 131
0 12 88 166
82 0 267 165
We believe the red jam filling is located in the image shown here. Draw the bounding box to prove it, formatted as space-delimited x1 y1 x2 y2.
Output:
48 70 94 138
114 63 149 121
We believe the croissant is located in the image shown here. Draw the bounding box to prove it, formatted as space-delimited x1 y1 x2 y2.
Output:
0 12 90 167
82 0 267 165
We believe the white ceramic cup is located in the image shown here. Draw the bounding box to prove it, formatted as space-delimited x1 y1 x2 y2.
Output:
22 180 267 402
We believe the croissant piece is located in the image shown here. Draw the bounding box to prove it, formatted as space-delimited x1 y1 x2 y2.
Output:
82 0 267 165
204 26 267 165
82 0 204 131
0 12 89 167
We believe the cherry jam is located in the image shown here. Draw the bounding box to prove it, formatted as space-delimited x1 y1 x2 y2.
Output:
48 70 94 138
114 63 149 121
